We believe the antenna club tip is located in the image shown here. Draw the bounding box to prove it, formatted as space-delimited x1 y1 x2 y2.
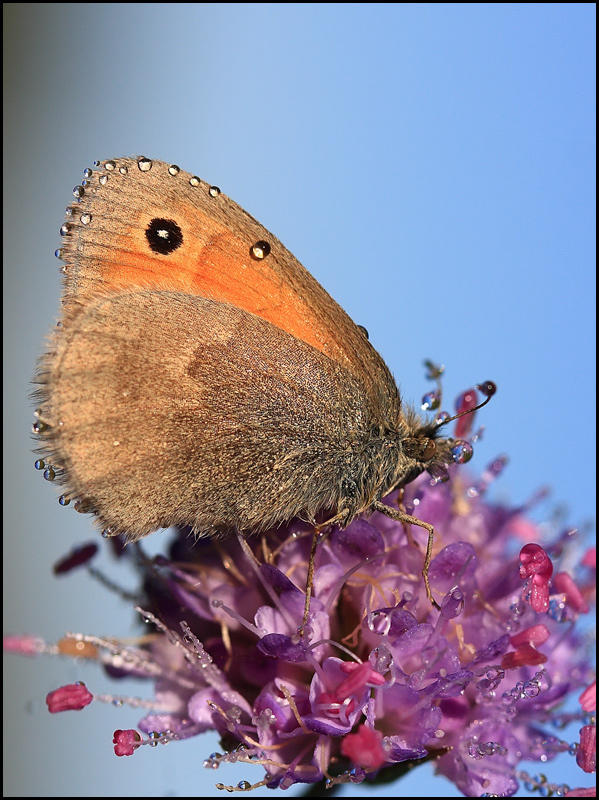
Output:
476 381 497 398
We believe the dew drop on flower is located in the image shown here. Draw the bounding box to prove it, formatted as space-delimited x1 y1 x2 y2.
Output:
349 767 366 783
547 599 568 622
421 390 441 411
450 440 474 464
523 681 541 698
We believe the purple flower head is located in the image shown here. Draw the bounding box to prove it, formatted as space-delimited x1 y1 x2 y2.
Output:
4 452 595 795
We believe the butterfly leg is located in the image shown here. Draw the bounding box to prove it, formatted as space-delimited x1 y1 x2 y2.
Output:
372 500 440 610
299 509 350 635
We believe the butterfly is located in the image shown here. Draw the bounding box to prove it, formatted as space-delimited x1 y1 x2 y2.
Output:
34 156 494 606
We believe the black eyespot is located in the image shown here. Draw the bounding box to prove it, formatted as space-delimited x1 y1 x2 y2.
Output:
145 218 183 255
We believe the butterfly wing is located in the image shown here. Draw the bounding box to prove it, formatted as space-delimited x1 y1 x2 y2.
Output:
40 290 376 539
58 157 400 416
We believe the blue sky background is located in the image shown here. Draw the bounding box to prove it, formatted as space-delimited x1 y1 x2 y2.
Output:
3 4 595 797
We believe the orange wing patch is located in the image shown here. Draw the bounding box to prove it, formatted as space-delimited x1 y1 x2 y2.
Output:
61 158 340 360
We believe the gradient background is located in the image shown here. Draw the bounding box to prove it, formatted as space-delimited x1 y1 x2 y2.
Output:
3 4 595 797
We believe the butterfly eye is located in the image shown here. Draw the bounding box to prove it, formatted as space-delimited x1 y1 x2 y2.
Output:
403 436 437 462
145 218 183 255
421 439 437 461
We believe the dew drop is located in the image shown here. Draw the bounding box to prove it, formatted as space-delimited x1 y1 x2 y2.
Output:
451 440 474 464
54 248 63 259
72 185 85 199
43 466 56 482
250 240 271 260
209 185 220 197
349 767 366 784
421 390 441 411
32 420 49 434
428 463 450 484
523 681 541 698
58 494 71 506
119 165 128 175
226 706 242 723
80 213 92 225
469 743 483 759
547 599 568 622
357 325 369 339
138 157 152 171
83 167 93 179
105 160 116 171
60 223 71 237
237 781 251 791
99 174 108 185
34 459 45 470
168 164 180 176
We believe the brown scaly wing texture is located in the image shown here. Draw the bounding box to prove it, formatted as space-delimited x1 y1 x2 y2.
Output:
56 157 402 419
40 291 383 539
